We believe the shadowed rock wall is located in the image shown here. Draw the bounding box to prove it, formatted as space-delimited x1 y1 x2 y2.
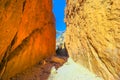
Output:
65 0 120 80
0 0 55 79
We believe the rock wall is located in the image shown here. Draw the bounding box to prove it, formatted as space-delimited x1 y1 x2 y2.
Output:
65 0 120 80
0 0 55 79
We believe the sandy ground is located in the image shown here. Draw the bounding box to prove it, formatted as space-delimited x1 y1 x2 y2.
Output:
11 56 67 80
48 57 103 80
11 56 103 80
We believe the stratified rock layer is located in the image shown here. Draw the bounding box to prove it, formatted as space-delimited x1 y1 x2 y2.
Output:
65 0 120 80
0 0 55 79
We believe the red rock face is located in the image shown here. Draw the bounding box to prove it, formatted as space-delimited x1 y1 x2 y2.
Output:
0 0 56 79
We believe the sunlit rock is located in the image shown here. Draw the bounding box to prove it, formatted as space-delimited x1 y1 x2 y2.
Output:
65 0 120 80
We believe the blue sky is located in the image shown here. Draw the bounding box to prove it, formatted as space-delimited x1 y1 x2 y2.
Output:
53 0 66 31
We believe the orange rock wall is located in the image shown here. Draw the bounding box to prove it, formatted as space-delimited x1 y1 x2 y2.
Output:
0 0 56 79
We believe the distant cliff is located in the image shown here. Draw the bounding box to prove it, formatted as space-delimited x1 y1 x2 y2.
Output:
0 0 55 79
65 0 120 80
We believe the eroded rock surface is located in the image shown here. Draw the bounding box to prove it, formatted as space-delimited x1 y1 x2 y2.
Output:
65 0 120 80
0 0 55 79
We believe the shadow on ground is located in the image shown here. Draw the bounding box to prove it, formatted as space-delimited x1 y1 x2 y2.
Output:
11 52 68 80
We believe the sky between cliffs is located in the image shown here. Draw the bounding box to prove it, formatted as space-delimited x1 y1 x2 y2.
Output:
53 0 66 31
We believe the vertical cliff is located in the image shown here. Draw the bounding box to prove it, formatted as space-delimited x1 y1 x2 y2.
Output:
65 0 120 80
0 0 55 79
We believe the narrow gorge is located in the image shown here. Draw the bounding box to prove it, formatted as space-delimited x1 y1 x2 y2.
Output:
0 0 120 80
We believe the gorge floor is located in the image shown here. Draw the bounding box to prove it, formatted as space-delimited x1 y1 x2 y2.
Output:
11 56 103 80
11 55 67 80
